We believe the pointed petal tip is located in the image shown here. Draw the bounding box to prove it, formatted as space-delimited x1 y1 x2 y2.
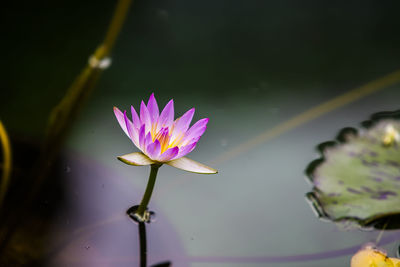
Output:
187 108 196 117
114 106 132 137
113 106 122 114
147 92 160 121
181 107 195 117
148 92 156 102
166 157 218 174
150 93 158 102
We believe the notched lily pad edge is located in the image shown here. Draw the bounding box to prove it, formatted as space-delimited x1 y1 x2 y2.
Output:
361 109 400 129
305 109 400 229
306 191 400 229
306 127 360 183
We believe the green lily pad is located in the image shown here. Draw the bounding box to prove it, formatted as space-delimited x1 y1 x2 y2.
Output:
306 110 400 229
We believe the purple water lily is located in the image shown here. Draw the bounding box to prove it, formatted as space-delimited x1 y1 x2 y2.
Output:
114 93 217 174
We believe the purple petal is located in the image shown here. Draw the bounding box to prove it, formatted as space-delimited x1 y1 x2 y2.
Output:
131 105 141 130
176 142 197 158
158 146 179 162
146 140 161 159
124 111 139 146
172 108 195 138
158 99 174 128
144 132 153 148
139 124 146 150
182 136 201 146
113 107 129 137
147 93 159 122
182 118 209 144
140 101 152 133
155 127 170 153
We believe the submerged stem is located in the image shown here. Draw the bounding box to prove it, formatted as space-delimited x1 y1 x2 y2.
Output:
138 222 147 267
136 164 161 221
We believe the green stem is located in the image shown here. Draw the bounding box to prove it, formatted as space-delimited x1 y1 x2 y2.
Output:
136 164 161 220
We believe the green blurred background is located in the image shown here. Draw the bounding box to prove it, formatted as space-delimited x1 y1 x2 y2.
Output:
2 0 400 266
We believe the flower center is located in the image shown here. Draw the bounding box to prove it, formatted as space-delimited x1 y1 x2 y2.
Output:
151 124 185 153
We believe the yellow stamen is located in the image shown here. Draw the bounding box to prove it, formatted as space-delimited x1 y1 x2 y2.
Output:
150 122 159 141
151 123 186 153
152 128 171 153
168 132 184 149
160 134 170 153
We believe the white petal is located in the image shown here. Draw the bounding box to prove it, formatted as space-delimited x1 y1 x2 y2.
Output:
118 152 155 166
166 157 217 174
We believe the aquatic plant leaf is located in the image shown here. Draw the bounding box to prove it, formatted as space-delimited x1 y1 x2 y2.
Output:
306 111 400 229
118 152 155 166
351 245 400 267
166 157 218 174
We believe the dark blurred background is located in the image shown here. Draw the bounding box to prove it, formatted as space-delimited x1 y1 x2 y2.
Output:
2 0 400 137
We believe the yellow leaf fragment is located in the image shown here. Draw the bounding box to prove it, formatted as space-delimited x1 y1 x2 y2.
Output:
351 245 400 267
382 124 400 146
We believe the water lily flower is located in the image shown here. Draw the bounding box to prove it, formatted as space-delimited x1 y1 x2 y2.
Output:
114 93 217 222
114 93 217 174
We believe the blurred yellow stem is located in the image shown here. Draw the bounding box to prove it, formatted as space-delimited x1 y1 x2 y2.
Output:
0 0 133 254
44 0 133 176
46 0 133 144
102 0 132 56
0 121 11 209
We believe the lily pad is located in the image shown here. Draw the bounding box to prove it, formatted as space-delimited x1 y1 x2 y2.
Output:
306 110 400 229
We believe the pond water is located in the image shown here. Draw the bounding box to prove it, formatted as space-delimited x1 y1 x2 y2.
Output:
2 0 400 266
51 86 400 267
